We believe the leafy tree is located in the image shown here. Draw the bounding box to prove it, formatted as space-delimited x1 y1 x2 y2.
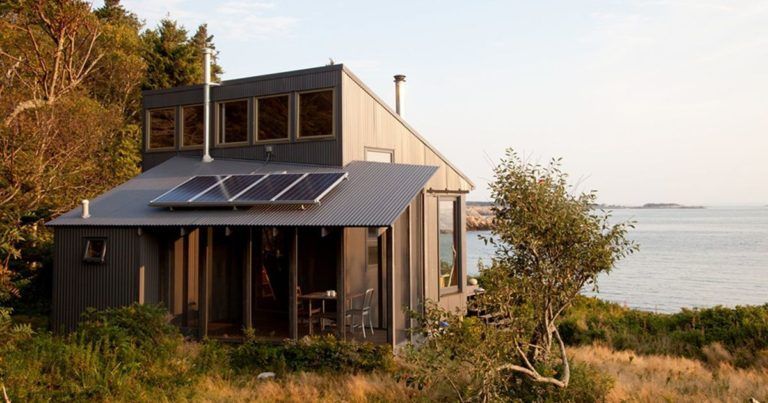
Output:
480 150 637 386
405 150 636 399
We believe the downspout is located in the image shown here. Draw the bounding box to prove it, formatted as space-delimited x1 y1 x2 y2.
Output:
202 48 214 163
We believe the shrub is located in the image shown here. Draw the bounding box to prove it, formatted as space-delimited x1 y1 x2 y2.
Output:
230 334 393 375
0 303 193 401
507 362 614 403
559 296 768 368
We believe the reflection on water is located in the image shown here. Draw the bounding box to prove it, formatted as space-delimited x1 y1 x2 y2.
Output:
467 207 768 313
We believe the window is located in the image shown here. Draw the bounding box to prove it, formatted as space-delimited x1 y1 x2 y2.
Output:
298 90 333 138
438 198 459 290
218 100 248 144
367 227 380 272
257 95 290 142
147 108 176 149
182 105 204 147
83 238 107 264
365 149 393 163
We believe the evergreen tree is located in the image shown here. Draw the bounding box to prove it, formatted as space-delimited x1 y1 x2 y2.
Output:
142 19 222 90
191 24 223 83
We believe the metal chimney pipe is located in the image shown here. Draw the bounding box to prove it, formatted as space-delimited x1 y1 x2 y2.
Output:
81 200 91 219
394 74 406 116
202 48 214 163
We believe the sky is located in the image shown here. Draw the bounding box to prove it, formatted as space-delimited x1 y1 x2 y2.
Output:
115 0 768 205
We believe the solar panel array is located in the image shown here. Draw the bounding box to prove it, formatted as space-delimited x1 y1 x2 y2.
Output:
149 172 347 208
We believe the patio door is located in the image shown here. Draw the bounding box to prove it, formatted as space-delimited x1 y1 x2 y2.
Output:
207 227 247 338
250 227 291 338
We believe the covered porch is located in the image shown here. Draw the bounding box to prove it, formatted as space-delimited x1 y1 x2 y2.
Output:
151 224 399 346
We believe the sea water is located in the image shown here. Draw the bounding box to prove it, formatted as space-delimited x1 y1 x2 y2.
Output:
466 207 768 313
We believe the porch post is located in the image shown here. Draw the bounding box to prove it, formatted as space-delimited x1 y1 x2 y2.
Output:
244 228 253 330
200 227 213 338
289 227 298 339
336 229 346 339
386 226 395 348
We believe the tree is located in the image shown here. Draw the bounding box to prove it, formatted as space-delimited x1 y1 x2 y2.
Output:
404 149 636 400
482 150 637 387
142 19 222 90
190 24 222 83
0 0 143 306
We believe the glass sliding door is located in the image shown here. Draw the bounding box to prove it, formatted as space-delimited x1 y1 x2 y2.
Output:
251 227 291 339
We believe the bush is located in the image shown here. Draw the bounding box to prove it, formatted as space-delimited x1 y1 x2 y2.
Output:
0 303 193 401
230 334 393 375
559 296 768 368
507 362 614 403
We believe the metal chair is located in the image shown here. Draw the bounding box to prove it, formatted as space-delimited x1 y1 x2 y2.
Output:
346 288 374 338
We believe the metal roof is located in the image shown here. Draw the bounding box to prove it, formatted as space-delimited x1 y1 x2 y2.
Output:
47 156 436 228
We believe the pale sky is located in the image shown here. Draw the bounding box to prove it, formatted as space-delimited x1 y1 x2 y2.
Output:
116 0 768 205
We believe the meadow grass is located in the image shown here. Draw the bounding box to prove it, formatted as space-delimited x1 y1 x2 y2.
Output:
571 344 768 403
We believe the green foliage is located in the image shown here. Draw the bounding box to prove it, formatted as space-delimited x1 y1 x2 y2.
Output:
401 302 613 402
230 334 393 375
142 19 222 90
483 149 637 354
560 296 768 368
0 303 194 401
507 361 614 403
0 0 220 308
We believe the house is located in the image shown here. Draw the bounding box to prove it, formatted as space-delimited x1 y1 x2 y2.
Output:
47 62 474 347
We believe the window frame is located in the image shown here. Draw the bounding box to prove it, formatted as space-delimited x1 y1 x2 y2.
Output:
254 93 291 144
145 107 177 152
180 103 205 150
364 147 394 163
215 98 250 147
296 88 336 140
437 196 461 296
82 237 107 264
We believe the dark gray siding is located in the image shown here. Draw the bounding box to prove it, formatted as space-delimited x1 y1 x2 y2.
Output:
52 227 142 332
142 66 343 170
140 231 161 305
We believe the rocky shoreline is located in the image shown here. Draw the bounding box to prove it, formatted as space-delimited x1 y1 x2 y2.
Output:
466 204 493 231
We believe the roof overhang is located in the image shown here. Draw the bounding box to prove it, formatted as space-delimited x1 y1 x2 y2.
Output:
47 156 437 228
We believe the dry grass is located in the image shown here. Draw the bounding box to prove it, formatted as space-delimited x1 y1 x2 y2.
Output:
571 344 768 402
187 372 418 402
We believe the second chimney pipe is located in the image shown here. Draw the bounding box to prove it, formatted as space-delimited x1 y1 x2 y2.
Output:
394 74 406 116
202 48 214 163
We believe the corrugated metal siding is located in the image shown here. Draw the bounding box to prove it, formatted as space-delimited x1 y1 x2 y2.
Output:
140 231 160 305
52 227 141 332
142 65 344 170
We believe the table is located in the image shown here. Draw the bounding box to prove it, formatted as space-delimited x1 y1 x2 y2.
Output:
299 291 337 334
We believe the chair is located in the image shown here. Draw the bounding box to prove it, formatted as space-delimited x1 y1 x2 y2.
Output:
297 286 321 334
346 288 374 338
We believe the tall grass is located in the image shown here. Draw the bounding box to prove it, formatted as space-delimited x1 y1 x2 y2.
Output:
571 344 768 402
560 296 768 368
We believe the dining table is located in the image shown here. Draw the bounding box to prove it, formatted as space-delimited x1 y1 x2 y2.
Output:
298 291 337 335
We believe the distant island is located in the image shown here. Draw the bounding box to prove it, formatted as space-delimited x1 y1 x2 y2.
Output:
466 202 705 231
591 203 705 209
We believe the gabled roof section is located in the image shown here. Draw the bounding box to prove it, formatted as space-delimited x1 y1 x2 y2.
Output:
47 156 436 228
341 65 475 189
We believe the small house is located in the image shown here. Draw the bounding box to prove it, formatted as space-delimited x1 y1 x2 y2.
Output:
47 63 474 347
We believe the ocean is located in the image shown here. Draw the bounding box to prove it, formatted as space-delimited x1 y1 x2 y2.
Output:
466 207 768 313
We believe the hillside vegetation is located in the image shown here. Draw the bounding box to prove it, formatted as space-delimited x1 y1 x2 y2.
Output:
561 296 768 369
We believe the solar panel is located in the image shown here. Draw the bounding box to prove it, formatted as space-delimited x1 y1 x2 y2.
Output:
191 175 265 204
151 176 226 205
275 173 347 203
233 173 304 203
150 172 348 208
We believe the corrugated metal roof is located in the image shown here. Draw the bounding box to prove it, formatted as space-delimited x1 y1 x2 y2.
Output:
47 156 436 228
